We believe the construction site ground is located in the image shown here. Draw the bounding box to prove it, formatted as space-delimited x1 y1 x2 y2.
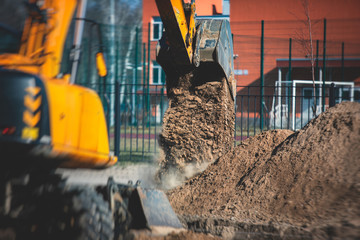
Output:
167 101 360 240
53 101 360 240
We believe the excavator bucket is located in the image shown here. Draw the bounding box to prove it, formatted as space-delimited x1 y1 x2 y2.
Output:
156 18 236 101
132 188 183 233
111 179 183 235
194 19 236 100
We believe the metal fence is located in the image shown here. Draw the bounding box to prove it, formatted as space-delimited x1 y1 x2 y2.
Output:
72 19 360 162
82 82 358 162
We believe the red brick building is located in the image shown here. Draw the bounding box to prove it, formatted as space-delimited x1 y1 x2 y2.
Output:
230 0 360 87
229 0 360 128
142 0 360 127
143 0 360 86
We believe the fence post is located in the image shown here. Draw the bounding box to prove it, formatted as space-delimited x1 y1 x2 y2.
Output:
114 41 120 158
341 42 345 82
147 22 151 127
142 42 146 129
316 40 319 79
288 38 292 129
329 83 335 107
142 42 146 160
132 27 139 125
322 18 327 112
143 43 146 87
115 80 120 158
288 38 292 81
260 20 264 131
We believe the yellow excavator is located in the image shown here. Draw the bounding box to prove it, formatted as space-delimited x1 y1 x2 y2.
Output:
0 0 234 239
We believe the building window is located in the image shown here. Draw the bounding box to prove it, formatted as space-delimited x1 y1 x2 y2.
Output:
152 62 165 85
339 88 360 102
234 69 249 75
152 17 163 41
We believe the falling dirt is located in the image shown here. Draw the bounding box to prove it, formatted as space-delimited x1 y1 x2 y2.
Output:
167 102 360 239
157 63 234 186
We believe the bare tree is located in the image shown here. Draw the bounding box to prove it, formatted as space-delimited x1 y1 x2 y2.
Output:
302 0 317 116
296 0 318 117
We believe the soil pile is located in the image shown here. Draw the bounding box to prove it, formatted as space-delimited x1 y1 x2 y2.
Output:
157 65 234 184
168 102 360 238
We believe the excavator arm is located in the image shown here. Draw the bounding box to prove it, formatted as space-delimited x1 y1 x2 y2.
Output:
155 0 196 65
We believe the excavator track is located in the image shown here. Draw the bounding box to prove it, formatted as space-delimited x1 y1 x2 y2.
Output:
0 173 114 240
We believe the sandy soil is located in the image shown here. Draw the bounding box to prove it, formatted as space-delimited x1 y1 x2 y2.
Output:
168 102 360 239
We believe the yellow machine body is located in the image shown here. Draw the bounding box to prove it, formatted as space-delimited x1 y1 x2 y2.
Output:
46 79 116 167
0 0 117 168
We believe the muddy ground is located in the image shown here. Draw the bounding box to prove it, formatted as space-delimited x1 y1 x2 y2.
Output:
166 102 360 240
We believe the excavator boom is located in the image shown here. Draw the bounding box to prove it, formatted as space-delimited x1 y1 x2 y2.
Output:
155 0 196 65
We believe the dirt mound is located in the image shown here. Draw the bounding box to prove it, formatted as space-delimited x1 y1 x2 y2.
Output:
157 65 234 184
167 129 293 220
168 102 360 238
